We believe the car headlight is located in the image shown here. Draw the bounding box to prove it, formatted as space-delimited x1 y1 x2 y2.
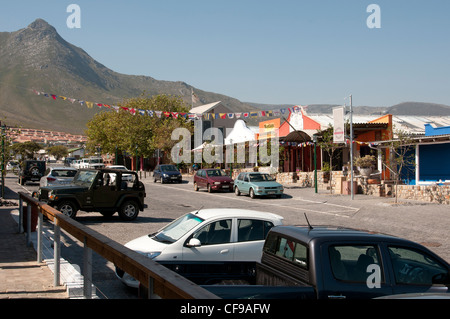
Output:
214 182 221 185
163 174 168 177
144 252 161 259
257 187 265 190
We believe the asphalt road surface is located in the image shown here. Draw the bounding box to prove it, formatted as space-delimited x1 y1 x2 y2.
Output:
7 171 450 299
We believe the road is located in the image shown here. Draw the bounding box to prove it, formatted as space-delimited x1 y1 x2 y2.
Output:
7 171 450 298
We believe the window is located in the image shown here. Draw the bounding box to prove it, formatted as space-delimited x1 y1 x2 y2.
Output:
388 246 449 285
263 234 308 269
329 245 382 282
237 219 274 242
192 219 232 245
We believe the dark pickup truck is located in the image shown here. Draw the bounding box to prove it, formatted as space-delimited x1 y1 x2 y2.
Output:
204 225 450 299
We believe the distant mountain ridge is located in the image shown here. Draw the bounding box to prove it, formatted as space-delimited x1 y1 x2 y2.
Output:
1 19 449 135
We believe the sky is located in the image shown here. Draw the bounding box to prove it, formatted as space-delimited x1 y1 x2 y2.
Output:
1 0 449 107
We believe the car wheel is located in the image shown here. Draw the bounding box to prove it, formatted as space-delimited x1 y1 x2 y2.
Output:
234 186 240 196
194 182 199 191
57 201 78 219
207 184 212 193
249 188 256 199
118 200 139 221
19 177 25 185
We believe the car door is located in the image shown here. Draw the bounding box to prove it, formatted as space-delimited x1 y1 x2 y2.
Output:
182 219 234 262
197 170 206 188
386 245 450 295
234 219 275 262
240 174 251 194
92 172 120 208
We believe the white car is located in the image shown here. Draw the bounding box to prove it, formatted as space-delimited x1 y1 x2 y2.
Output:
107 165 133 181
116 208 284 287
39 167 78 187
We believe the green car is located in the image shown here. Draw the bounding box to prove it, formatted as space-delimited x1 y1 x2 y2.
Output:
234 172 284 199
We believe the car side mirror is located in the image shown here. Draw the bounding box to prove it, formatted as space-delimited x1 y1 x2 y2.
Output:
186 238 201 248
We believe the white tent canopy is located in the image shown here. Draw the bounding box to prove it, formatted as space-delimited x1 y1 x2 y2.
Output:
224 120 256 145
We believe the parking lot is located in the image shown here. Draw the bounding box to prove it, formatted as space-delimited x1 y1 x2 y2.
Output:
9 171 450 298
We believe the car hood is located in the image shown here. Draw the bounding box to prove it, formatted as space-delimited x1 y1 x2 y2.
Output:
125 234 169 254
161 171 181 176
250 181 282 187
40 184 89 194
208 176 233 182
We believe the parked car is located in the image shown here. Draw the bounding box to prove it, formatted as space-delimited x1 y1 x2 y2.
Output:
107 165 133 181
39 167 78 187
6 161 19 171
71 160 82 169
18 160 46 185
234 172 284 198
115 208 284 287
153 164 182 183
193 168 234 192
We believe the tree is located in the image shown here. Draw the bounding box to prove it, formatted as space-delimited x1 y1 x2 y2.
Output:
47 145 68 160
85 94 193 161
11 141 42 160
316 125 340 193
383 129 416 203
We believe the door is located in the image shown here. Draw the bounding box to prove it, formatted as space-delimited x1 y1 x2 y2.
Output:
234 219 274 262
182 219 234 261
321 243 393 299
387 245 450 295
92 172 120 208
235 173 250 194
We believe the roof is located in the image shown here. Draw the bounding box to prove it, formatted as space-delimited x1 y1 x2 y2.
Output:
190 208 284 223
189 101 222 114
269 225 402 245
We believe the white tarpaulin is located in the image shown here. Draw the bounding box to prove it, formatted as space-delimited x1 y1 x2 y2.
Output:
224 120 256 145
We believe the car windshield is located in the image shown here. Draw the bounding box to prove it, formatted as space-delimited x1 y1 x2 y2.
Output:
207 169 226 177
161 165 178 172
73 170 97 186
151 213 204 243
249 173 275 182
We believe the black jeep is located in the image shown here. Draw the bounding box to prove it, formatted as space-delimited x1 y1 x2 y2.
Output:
37 168 146 221
18 160 46 185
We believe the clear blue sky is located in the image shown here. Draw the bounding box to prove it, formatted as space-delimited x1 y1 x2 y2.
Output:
1 0 449 107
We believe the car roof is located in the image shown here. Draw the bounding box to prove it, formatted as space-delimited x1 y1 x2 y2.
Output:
269 225 404 244
189 208 284 223
50 166 77 170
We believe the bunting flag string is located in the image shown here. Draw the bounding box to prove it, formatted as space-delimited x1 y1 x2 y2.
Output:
32 89 304 120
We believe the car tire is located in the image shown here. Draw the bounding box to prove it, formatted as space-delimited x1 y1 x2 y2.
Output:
207 184 212 193
249 188 256 199
234 186 240 196
57 201 78 219
118 200 139 221
194 182 199 191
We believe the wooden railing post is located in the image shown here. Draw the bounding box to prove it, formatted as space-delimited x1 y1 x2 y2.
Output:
83 237 93 299
53 221 61 287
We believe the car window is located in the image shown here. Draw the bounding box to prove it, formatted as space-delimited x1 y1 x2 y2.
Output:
207 169 225 177
153 213 204 243
265 236 308 269
388 246 449 286
329 245 382 283
237 173 244 181
237 219 274 242
52 170 77 177
192 219 232 245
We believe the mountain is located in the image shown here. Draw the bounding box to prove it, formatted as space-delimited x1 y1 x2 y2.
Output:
0 19 252 134
1 19 449 136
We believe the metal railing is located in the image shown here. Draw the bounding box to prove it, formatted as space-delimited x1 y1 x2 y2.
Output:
18 191 218 299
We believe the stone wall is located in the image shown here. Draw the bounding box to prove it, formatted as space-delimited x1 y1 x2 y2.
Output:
227 167 450 204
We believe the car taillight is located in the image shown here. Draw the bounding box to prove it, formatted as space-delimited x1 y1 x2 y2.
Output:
47 177 57 182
